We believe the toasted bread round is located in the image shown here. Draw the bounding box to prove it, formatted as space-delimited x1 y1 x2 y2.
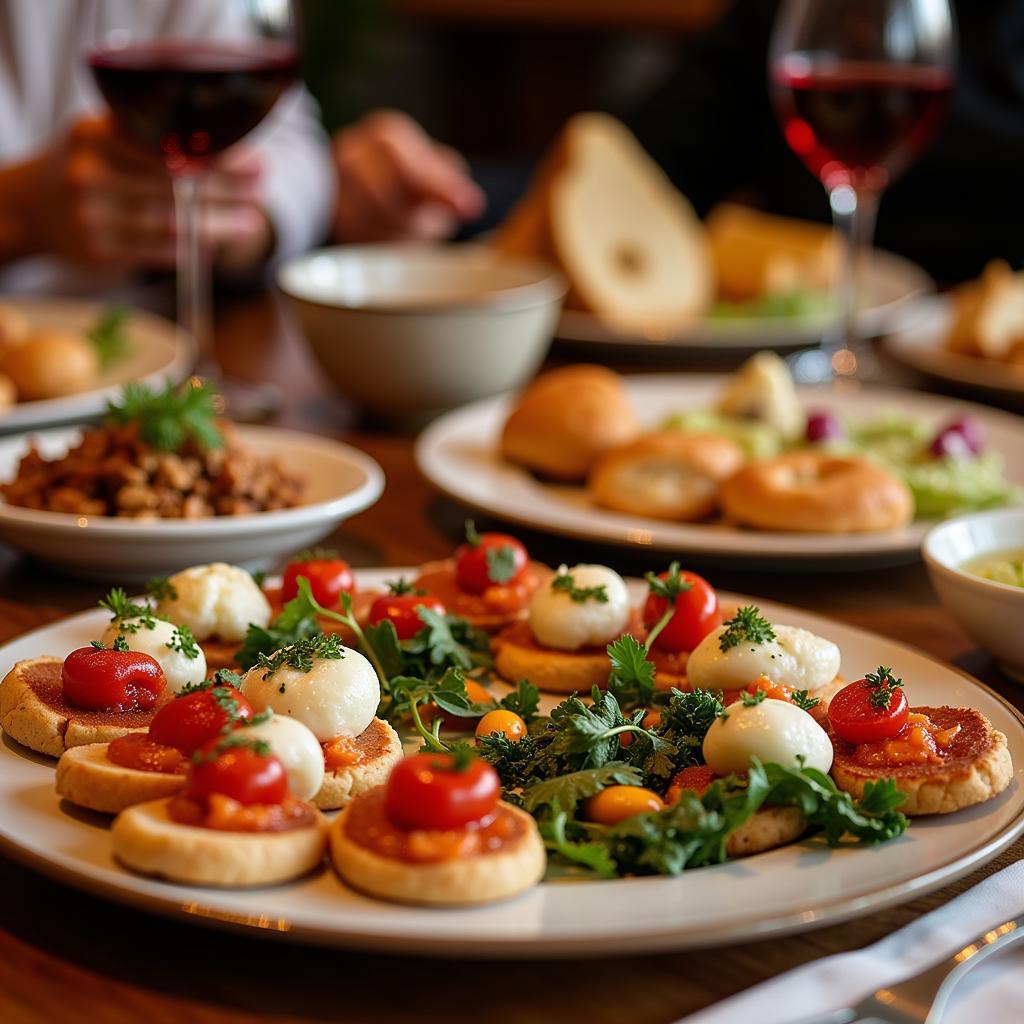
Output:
720 452 914 534
589 432 745 521
500 364 640 481
0 656 151 757
726 805 808 858
493 620 617 693
112 797 327 887
830 706 1014 815
315 717 403 810
55 742 186 814
330 797 545 906
412 558 552 634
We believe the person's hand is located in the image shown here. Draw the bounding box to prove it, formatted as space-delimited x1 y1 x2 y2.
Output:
332 110 485 243
31 116 273 273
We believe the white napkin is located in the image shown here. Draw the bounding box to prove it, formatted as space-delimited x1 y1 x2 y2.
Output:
680 859 1024 1024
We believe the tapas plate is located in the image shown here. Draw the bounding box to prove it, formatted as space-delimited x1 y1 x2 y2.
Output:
0 298 195 434
0 426 384 581
415 376 1024 569
0 571 1022 957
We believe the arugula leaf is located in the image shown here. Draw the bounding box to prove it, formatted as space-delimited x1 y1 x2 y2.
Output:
105 379 223 453
87 304 132 368
522 763 643 815
387 668 478 722
361 618 405 680
651 688 724 770
500 678 541 724
606 634 656 709
539 812 617 878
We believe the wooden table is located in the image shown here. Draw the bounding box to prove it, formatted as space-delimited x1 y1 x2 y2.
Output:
2 293 1022 1024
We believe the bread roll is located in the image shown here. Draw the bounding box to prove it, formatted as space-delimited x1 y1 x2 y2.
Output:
5 329 99 400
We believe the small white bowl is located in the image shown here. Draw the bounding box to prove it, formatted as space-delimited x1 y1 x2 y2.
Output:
0 426 384 582
923 508 1024 682
277 243 566 422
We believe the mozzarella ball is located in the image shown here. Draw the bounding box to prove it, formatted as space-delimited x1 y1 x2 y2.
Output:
99 616 206 694
241 713 325 800
528 564 631 652
703 699 834 775
157 562 271 642
240 646 379 742
4 329 99 400
687 622 840 694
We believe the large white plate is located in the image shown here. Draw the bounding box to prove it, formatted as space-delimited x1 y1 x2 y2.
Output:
415 376 1024 568
0 297 195 434
0 570 1022 957
884 297 1024 404
556 249 934 355
0 426 384 581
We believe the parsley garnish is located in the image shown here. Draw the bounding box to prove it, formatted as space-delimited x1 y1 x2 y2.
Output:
145 576 178 602
112 635 130 652
105 379 223 453
719 606 776 652
485 545 518 584
235 585 322 671
100 588 161 631
551 570 608 604
865 666 904 710
166 624 200 660
740 689 766 707
385 577 423 596
87 304 132 368
256 633 344 681
644 562 694 601
606 634 657 709
790 689 820 712
522 764 644 816
500 679 541 724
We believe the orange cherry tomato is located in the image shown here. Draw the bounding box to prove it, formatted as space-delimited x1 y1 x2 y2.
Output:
828 676 909 745
422 679 494 729
385 752 500 830
583 786 665 825
643 570 721 654
61 646 165 712
148 683 253 754
281 555 354 607
187 742 288 806
475 709 527 743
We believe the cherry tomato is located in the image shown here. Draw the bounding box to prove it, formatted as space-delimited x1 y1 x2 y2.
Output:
385 752 500 830
475 709 527 743
61 646 165 712
454 529 528 594
643 570 722 654
281 555 354 607
583 786 664 825
148 684 253 754
187 741 288 806
368 593 446 640
828 678 909 745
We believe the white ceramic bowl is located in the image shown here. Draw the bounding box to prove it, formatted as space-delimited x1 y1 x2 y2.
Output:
277 244 566 421
923 508 1024 682
0 426 384 582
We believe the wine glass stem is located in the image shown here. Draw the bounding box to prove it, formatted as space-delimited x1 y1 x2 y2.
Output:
171 172 214 375
827 183 879 379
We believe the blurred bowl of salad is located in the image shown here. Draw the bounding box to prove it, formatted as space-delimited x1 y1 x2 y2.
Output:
924 508 1024 682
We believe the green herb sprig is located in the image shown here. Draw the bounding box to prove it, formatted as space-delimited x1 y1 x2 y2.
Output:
719 606 776 652
865 666 904 710
105 379 223 453
551 570 608 604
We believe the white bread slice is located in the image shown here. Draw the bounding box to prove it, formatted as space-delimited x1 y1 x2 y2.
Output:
55 742 186 814
314 717 403 811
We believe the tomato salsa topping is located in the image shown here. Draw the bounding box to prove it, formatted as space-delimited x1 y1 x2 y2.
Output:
61 646 165 712
454 520 528 595
850 712 961 768
107 733 187 774
281 549 354 607
642 564 721 655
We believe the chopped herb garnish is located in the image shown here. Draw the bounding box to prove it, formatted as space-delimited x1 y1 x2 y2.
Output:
192 732 272 763
166 624 200 660
551 570 608 604
740 689 766 707
256 632 344 681
719 606 776 652
865 666 904 710
145 576 178 602
112 635 130 652
485 545 518 584
105 379 223 453
100 588 161 631
790 689 821 712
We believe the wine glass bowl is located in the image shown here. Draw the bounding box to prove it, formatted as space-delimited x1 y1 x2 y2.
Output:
769 0 955 381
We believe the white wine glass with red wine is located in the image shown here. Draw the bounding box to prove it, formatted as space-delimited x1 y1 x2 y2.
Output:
769 0 954 383
83 0 300 417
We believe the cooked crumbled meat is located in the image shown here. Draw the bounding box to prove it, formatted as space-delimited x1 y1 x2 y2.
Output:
0 420 304 519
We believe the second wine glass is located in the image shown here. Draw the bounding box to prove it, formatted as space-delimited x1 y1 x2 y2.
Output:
769 0 955 382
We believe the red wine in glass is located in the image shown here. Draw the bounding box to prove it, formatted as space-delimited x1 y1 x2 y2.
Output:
772 56 952 193
89 41 298 172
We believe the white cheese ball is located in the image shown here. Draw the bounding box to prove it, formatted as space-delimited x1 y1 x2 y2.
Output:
703 699 834 775
528 564 631 652
687 622 840 694
240 646 379 742
157 562 271 642
241 713 325 800
99 617 206 694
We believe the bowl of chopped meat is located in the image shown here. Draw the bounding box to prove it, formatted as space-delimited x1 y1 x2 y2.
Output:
0 381 384 581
